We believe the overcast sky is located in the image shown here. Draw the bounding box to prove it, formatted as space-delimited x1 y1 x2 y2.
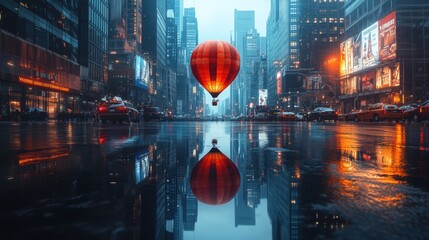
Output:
183 0 270 42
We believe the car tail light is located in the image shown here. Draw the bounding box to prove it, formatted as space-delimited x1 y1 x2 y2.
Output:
98 106 107 112
117 106 127 112
420 108 423 113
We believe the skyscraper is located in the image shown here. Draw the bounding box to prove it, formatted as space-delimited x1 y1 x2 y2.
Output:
182 8 203 116
232 10 255 116
339 0 429 112
267 0 295 108
79 0 109 111
267 0 344 110
167 0 178 113
243 29 260 110
142 0 168 109
108 0 149 104
0 0 81 119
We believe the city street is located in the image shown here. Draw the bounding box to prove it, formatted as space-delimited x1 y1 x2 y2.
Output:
0 121 428 239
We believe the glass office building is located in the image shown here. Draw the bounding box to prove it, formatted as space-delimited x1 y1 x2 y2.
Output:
0 0 81 119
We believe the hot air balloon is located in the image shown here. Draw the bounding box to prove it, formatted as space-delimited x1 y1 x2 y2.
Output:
190 142 240 205
190 40 240 106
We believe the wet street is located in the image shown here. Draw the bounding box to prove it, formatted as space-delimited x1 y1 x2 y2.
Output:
0 120 428 240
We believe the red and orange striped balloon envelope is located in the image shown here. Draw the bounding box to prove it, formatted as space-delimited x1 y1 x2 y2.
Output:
190 40 240 99
190 147 240 205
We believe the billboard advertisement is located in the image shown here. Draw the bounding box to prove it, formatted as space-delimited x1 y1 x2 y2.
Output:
340 37 353 76
375 63 400 89
135 55 149 89
340 11 396 76
352 33 362 72
258 89 267 106
276 71 282 95
379 11 397 61
361 22 379 68
361 71 375 92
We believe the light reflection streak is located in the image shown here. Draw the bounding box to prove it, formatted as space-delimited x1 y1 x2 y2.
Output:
334 125 407 209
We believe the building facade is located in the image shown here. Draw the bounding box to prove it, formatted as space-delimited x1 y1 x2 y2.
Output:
166 1 178 114
267 0 345 111
142 0 168 109
0 0 81 119
108 0 149 105
267 0 290 108
232 10 255 116
79 0 109 112
243 29 261 111
340 0 429 113
181 8 203 116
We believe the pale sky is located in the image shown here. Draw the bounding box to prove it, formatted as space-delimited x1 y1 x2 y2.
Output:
183 0 271 112
184 0 270 41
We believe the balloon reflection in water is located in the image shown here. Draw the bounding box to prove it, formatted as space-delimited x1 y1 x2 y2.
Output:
190 144 240 205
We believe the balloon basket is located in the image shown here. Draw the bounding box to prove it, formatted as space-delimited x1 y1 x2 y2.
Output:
212 99 219 106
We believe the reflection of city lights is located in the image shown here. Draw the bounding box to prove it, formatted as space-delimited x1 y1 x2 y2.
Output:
19 153 69 166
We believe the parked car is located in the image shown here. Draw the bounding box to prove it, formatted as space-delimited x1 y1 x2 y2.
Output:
344 109 365 122
354 103 403 122
252 112 267 121
266 109 282 121
280 112 297 121
399 104 420 122
98 96 140 124
295 112 307 121
409 100 429 122
21 107 49 121
307 107 338 122
143 107 164 121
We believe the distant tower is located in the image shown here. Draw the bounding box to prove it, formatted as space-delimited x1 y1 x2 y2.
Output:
232 10 255 116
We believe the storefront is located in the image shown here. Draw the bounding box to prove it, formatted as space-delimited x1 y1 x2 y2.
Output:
0 77 80 119
0 30 81 120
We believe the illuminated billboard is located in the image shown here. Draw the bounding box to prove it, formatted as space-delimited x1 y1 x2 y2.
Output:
258 89 267 106
379 11 396 61
135 55 149 89
376 63 400 89
340 11 396 76
276 71 282 95
361 22 379 68
340 38 353 76
361 71 375 92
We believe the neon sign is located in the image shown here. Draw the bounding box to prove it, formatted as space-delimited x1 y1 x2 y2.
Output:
19 77 70 92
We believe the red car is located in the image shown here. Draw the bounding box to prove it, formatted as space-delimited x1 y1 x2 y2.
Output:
409 100 429 122
98 96 140 124
354 103 403 122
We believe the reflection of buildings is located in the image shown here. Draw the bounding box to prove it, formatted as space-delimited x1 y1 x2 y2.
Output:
340 1 429 112
233 124 255 226
172 123 204 233
266 151 300 240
